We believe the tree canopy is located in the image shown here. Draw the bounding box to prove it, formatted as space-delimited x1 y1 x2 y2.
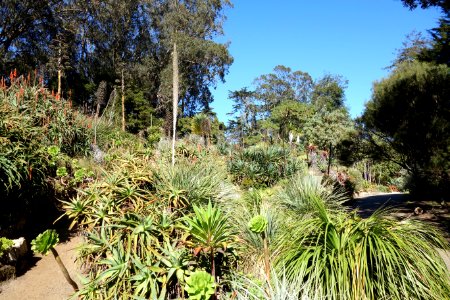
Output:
0 0 233 133
361 61 450 196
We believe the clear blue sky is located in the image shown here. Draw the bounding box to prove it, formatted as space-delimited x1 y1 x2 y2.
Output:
210 0 442 122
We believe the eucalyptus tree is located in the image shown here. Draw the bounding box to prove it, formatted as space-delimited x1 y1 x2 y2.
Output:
311 74 348 112
0 0 60 74
254 65 314 117
228 88 259 146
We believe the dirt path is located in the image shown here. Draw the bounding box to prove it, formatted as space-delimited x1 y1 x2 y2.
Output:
349 192 450 271
0 236 83 300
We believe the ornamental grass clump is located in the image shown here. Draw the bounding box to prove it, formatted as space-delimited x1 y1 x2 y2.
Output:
276 175 450 300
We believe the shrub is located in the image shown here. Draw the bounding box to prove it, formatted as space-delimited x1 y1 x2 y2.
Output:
228 145 306 188
0 82 91 235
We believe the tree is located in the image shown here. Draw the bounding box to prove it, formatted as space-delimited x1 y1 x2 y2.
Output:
361 61 450 197
228 88 259 145
254 65 314 116
424 12 450 65
311 74 348 112
264 100 312 141
389 31 432 69
155 0 233 137
401 0 449 12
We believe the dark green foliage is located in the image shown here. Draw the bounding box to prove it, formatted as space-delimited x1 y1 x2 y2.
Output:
228 146 306 188
401 0 449 12
361 61 450 197
0 81 91 236
0 0 233 134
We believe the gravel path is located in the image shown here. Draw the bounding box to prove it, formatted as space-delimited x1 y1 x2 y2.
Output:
0 236 83 300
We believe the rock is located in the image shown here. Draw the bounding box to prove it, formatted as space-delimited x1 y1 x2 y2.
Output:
90 143 104 163
0 265 16 282
6 237 28 264
414 207 424 215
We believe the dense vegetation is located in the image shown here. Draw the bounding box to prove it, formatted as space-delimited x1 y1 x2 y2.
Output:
1 0 449 299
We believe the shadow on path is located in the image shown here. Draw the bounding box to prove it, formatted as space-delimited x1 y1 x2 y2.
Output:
347 192 450 237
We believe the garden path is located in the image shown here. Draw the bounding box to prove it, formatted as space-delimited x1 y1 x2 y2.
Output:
0 235 82 300
349 192 450 271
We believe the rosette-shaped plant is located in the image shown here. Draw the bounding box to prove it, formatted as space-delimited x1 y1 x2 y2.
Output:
31 229 59 255
184 270 216 300
31 230 78 292
248 215 268 234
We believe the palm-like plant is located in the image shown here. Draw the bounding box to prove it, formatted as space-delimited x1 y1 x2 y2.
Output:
184 202 235 280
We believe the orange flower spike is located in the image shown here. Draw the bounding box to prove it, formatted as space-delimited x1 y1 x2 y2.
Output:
13 69 17 78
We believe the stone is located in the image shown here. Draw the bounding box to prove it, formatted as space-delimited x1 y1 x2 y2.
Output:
6 237 28 264
0 265 16 282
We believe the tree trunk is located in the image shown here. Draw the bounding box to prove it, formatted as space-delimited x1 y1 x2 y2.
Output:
172 42 179 167
263 232 270 281
57 44 62 99
50 248 78 292
121 69 126 132
327 142 332 176
210 248 217 299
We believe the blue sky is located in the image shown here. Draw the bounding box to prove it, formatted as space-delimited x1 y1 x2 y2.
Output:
210 0 442 122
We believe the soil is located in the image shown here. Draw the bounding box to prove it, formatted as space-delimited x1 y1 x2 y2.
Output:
0 235 83 300
0 192 449 300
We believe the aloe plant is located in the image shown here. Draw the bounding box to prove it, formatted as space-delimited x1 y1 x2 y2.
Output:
184 270 216 300
31 230 79 292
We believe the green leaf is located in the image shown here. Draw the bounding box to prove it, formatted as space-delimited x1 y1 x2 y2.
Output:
248 215 268 234
31 229 59 255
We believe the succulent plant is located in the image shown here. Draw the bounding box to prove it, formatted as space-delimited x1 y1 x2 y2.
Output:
31 230 78 292
184 270 216 300
248 215 268 234
31 229 59 255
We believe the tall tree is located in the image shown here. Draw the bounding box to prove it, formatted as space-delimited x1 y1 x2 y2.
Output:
401 0 449 12
155 0 233 136
254 65 313 116
361 61 450 197
311 74 348 112
0 1 60 74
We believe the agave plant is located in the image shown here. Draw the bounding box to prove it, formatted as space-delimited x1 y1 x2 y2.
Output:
228 145 306 188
